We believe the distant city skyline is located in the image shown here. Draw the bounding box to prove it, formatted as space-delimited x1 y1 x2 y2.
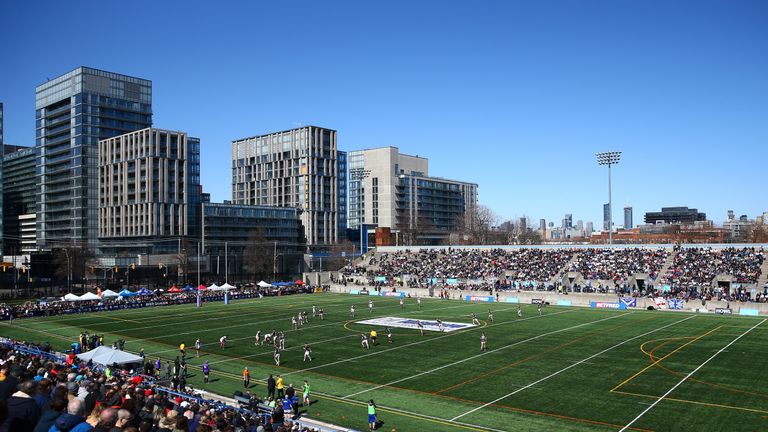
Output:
1 1 766 227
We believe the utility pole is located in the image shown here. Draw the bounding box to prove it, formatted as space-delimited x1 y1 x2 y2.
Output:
197 242 201 288
273 240 277 280
224 241 228 284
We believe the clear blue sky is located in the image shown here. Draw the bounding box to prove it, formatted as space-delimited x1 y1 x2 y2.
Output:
1 0 766 228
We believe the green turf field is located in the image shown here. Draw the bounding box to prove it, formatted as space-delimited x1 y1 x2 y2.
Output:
2 293 767 431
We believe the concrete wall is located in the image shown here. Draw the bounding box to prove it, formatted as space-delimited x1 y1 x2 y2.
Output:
326 283 768 316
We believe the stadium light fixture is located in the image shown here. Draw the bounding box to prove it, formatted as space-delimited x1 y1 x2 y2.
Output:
596 151 621 245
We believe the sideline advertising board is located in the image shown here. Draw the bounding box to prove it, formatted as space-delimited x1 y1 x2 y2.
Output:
590 301 626 310
465 295 494 302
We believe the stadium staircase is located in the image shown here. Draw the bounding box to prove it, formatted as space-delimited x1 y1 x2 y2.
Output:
758 259 768 289
656 248 678 282
550 252 582 286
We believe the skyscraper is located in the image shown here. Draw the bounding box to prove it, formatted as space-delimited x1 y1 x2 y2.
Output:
231 126 342 245
624 206 633 229
98 128 200 254
0 102 4 253
35 67 152 251
603 203 611 231
3 146 36 253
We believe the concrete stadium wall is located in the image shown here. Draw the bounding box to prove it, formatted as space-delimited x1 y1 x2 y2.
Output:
326 284 768 316
373 243 768 253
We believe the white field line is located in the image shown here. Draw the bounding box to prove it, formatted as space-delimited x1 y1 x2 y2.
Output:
281 309 578 377
450 314 698 421
341 312 631 399
14 296 355 336
198 304 496 364
617 319 766 432
148 300 495 355
202 303 542 369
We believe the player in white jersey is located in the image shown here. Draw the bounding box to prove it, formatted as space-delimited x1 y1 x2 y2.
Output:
319 308 325 320
312 305 317 317
194 338 201 357
386 327 393 344
219 335 227 349
537 302 543 316
279 331 286 350
399 298 404 309
292 316 298 330
273 347 281 366
350 305 356 318
255 331 261 346
517 305 523 318
303 343 313 362
361 334 370 349
488 309 494 323
480 332 488 352
436 318 445 332
416 320 424 336
417 296 422 309
368 300 374 313
471 313 481 326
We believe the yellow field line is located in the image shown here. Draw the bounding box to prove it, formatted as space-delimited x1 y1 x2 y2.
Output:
612 389 768 415
611 325 722 392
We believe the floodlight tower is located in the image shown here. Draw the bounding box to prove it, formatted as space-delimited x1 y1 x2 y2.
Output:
596 151 622 245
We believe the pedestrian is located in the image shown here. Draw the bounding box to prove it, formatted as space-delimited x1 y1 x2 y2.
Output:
302 380 311 406
202 361 210 384
277 375 285 399
367 399 378 431
242 367 250 388
267 374 276 399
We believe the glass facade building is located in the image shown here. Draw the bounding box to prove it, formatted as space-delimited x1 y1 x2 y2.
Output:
3 146 36 253
35 67 152 251
0 102 4 253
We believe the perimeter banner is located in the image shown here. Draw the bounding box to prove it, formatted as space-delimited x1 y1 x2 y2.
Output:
619 297 637 308
465 295 494 302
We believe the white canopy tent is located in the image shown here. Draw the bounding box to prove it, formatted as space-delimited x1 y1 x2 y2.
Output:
207 283 220 290
78 292 100 301
63 293 80 301
257 281 273 288
101 290 119 298
219 283 236 290
77 346 143 366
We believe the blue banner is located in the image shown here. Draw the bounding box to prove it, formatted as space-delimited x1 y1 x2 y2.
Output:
465 295 494 302
375 276 387 282
739 308 759 316
557 300 572 306
382 292 405 298
619 297 637 308
350 290 360 295
446 278 459 285
505 297 519 303
590 301 626 310
668 299 684 310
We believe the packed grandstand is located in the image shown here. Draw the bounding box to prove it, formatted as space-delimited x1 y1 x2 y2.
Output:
340 246 767 302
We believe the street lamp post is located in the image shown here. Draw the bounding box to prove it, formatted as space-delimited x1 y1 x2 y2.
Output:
596 151 622 245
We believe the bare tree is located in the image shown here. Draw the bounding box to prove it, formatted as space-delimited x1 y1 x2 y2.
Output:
467 205 499 245
243 230 273 281
748 222 768 243
53 247 94 289
325 240 356 271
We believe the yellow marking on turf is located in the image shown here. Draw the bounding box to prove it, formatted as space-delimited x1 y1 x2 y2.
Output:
612 389 768 415
611 326 721 392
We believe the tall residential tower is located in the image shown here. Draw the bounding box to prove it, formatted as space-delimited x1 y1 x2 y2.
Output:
232 126 344 246
35 67 152 250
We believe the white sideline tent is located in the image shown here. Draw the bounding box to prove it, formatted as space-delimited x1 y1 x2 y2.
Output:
77 346 143 366
219 283 235 290
257 281 273 288
78 292 100 301
63 293 80 301
207 283 220 290
101 290 119 298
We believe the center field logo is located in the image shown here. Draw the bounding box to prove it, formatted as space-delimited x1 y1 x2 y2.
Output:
355 317 477 332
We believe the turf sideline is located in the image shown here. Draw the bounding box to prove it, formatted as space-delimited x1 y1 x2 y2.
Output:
450 314 698 422
341 312 630 399
617 318 766 432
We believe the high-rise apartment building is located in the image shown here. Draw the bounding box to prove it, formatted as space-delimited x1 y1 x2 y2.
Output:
0 102 4 253
98 128 200 253
644 207 706 225
232 126 343 245
624 206 633 229
347 147 477 243
3 145 36 253
603 203 611 231
36 67 152 250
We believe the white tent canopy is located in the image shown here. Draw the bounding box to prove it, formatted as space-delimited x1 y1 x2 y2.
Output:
257 281 273 288
77 346 143 366
219 283 235 290
63 293 80 301
207 283 220 290
101 290 119 298
78 292 100 301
